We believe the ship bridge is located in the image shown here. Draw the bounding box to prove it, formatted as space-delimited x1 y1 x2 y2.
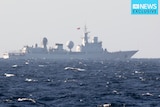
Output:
76 26 103 53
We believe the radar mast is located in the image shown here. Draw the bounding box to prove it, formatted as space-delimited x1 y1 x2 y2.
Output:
82 25 90 46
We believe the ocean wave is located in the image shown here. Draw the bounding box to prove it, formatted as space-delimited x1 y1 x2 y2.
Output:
64 67 86 71
4 73 15 77
18 98 36 103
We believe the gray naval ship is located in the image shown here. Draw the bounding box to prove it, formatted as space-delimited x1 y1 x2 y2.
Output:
3 26 138 60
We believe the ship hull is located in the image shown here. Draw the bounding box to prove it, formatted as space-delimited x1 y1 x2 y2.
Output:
3 50 138 60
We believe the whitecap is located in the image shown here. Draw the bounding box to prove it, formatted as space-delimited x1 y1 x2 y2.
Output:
64 67 75 70
76 68 86 71
103 104 111 107
134 71 141 74
12 64 18 68
98 103 111 107
64 67 85 71
112 90 120 94
139 77 145 81
4 73 15 77
142 92 153 96
18 98 36 103
106 81 110 84
25 62 29 65
79 99 83 102
25 78 37 82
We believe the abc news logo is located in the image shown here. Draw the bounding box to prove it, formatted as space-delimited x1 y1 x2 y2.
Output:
131 0 158 15
132 4 157 9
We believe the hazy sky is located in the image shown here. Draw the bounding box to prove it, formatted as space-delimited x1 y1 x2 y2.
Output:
0 0 160 58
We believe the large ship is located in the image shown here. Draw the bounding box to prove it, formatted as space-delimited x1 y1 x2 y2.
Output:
3 26 138 60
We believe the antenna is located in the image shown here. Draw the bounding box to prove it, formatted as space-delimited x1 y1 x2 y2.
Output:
84 25 87 33
84 25 90 34
82 25 90 45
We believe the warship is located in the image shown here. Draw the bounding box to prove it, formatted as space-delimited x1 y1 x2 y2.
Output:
3 26 138 60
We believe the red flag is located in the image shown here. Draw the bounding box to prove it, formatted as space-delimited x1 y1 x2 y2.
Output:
77 27 80 30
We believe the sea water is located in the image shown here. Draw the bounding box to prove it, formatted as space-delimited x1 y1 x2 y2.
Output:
0 59 160 107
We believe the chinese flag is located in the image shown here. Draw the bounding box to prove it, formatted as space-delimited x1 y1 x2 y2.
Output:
77 27 80 30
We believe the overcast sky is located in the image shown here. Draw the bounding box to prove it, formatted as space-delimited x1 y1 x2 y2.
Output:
0 0 159 58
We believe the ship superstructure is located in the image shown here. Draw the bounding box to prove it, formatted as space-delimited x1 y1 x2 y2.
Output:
3 26 138 60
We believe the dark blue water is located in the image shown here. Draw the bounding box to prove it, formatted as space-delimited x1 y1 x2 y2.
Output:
0 59 160 107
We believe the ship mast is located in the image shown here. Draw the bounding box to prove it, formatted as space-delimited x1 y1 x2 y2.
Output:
82 25 89 46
